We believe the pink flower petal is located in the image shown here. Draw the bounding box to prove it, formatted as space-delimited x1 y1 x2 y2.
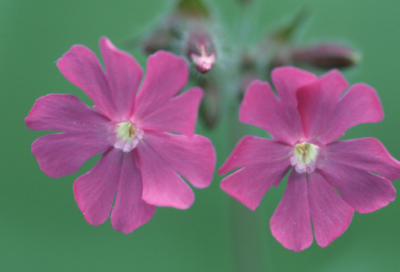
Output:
219 136 291 175
239 81 299 144
271 67 318 140
138 87 203 136
219 137 291 210
270 170 313 252
134 51 189 121
25 94 110 132
308 171 354 247
111 151 156 234
139 131 215 189
135 139 195 209
318 83 384 143
296 70 348 140
321 162 396 214
57 44 117 119
220 163 291 211
31 133 110 178
326 138 400 181
73 148 122 226
99 37 143 119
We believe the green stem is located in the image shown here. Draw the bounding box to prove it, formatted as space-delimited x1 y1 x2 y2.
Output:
224 101 266 272
229 200 265 272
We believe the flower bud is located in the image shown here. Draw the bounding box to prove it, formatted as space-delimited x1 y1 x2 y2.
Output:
238 73 258 101
141 16 183 54
240 52 257 71
142 28 174 54
270 51 292 68
291 43 360 69
186 30 216 73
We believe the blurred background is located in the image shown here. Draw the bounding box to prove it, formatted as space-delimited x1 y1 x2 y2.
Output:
2 0 400 271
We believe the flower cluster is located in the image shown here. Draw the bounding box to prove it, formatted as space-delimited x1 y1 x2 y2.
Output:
25 24 400 253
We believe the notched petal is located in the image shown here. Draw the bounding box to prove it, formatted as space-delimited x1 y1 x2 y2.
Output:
100 37 143 119
57 44 117 119
240 81 298 144
134 51 189 120
270 170 313 252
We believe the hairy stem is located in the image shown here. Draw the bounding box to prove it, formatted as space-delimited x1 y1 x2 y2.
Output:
224 101 266 272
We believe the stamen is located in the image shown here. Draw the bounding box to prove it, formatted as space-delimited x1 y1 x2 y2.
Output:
291 142 319 173
128 123 136 138
113 121 143 152
295 143 307 163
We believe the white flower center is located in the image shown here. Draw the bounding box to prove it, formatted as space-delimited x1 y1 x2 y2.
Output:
290 142 319 174
113 121 143 152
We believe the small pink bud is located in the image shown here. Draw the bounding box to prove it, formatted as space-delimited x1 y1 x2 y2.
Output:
186 31 216 73
291 44 360 69
190 45 216 73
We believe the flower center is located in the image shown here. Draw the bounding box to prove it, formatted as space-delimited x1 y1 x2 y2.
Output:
112 121 143 152
291 142 319 173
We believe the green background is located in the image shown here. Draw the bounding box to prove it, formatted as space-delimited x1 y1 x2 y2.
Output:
2 0 400 271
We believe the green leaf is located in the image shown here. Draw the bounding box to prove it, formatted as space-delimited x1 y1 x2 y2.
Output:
177 0 209 18
270 8 310 43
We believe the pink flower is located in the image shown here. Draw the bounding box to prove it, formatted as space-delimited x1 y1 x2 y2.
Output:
219 67 400 251
25 37 216 234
